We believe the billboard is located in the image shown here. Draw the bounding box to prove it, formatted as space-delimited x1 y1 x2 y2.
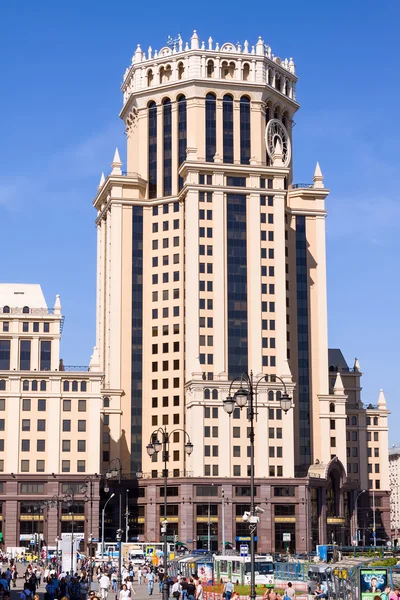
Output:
197 562 213 585
359 568 388 599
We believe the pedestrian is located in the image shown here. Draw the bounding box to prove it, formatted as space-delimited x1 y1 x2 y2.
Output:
172 577 182 600
119 584 131 600
45 579 58 600
111 571 117 593
19 582 32 600
195 578 203 600
146 571 155 596
223 579 233 600
285 582 295 599
186 578 195 600
99 572 110 600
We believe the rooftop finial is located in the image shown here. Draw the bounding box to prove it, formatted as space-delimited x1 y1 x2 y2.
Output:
378 389 386 408
354 357 360 372
256 36 264 56
333 371 345 395
98 172 105 190
244 40 249 53
208 37 213 50
313 161 324 189
191 30 200 50
134 44 143 63
54 294 61 315
111 148 122 175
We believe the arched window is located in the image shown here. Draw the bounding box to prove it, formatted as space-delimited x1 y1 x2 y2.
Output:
221 61 235 80
148 101 157 199
205 93 216 163
81 381 87 392
147 69 154 86
32 380 38 391
212 389 218 400
274 106 280 120
242 63 250 82
282 112 287 128
240 96 251 165
2 306 10 314
103 396 110 408
23 380 29 391
207 60 215 78
72 381 78 392
0 380 5 391
160 65 172 84
40 380 46 391
275 76 281 92
268 69 273 86
204 389 210 400
177 95 187 191
22 306 29 314
329 402 335 413
223 94 234 164
268 390 274 401
351 416 357 425
63 381 69 392
276 391 282 402
163 98 172 197
177 62 184 80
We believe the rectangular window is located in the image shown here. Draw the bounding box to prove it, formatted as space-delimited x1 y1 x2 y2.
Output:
22 419 30 431
63 399 71 411
21 439 30 452
23 322 29 332
0 341 10 370
78 400 86 412
233 427 240 438
62 460 70 473
40 340 51 370
3 323 9 332
37 439 45 452
37 419 46 431
38 399 46 411
23 399 31 411
78 420 86 432
63 420 71 432
20 340 31 371
62 440 70 452
233 465 241 476
36 460 45 472
21 460 29 472
77 440 86 452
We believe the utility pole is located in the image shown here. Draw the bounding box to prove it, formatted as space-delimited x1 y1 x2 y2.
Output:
221 488 225 554
125 490 129 543
373 490 376 548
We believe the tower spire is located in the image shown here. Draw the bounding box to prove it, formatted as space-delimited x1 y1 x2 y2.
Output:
111 148 122 175
313 161 324 189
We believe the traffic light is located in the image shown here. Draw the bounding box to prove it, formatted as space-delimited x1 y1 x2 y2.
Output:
116 529 123 542
0 533 3 543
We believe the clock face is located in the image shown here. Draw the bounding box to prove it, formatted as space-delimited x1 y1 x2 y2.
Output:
265 119 291 167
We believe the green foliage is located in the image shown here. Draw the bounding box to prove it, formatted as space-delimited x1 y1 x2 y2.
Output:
368 557 398 567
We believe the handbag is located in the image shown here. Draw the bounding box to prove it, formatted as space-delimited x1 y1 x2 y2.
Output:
173 592 180 598
222 593 226 598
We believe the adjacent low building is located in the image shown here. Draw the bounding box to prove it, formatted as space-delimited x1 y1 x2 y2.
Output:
0 284 102 549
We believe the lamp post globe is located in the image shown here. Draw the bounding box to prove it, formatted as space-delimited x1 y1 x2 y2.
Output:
146 443 155 456
184 441 194 456
234 387 249 408
280 393 292 413
223 396 235 414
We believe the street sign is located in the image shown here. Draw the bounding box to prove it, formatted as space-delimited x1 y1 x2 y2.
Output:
240 544 249 557
283 533 291 542
235 536 258 542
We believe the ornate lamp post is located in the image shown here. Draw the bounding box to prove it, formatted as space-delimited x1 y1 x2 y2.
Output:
223 372 292 600
63 488 76 574
146 428 193 600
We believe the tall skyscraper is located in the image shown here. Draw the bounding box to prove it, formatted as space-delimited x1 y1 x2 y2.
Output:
91 30 390 552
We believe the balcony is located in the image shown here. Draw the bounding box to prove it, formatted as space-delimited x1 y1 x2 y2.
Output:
291 183 313 189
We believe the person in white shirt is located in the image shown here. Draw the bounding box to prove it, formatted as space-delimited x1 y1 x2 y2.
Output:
195 579 203 600
171 578 182 599
99 573 110 600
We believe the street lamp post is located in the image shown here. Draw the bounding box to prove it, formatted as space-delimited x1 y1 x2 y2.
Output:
101 493 115 558
355 489 366 546
146 427 194 600
104 460 143 596
223 372 292 600
81 478 97 586
63 488 76 574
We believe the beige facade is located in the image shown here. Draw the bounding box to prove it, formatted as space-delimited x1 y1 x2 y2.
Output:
389 446 400 539
92 31 392 551
0 284 102 548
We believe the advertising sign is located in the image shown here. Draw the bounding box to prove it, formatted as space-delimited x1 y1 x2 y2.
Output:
359 568 388 599
197 562 213 585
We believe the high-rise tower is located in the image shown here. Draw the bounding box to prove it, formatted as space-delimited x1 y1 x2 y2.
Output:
93 31 389 551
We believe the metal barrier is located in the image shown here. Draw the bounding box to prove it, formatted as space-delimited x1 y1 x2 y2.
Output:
274 561 307 581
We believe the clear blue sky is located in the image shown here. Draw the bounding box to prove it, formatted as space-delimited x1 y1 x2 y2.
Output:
1 1 399 441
